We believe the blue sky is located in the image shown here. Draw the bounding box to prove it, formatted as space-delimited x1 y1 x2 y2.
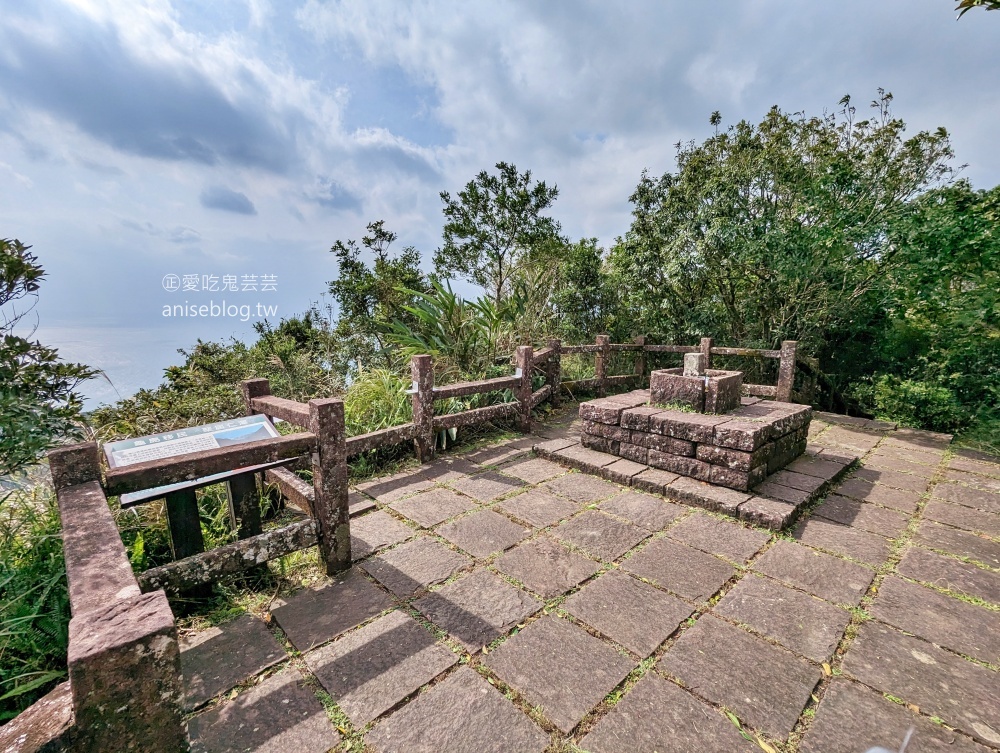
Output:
2 0 997 405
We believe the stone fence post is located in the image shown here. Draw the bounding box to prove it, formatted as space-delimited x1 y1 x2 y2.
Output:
700 337 713 369
308 398 351 574
634 335 647 385
515 345 533 432
546 338 562 408
595 334 610 397
776 340 799 402
411 354 435 462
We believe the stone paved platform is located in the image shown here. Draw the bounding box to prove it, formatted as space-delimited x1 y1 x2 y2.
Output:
180 407 1000 752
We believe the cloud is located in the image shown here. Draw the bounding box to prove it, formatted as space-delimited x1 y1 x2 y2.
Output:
121 219 202 243
0 3 317 173
199 186 257 215
308 177 363 211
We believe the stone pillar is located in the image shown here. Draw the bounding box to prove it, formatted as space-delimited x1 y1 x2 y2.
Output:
776 340 799 403
515 345 533 432
546 338 562 408
68 591 188 752
683 352 706 376
634 335 647 385
308 398 351 574
411 355 435 462
48 442 102 490
700 337 713 369
240 378 271 416
595 334 610 397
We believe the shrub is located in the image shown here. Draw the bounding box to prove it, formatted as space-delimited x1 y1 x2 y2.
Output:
866 375 970 433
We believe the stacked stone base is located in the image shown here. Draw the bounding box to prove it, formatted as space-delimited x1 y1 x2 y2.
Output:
579 391 812 492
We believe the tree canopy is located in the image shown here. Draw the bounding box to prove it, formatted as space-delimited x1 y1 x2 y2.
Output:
434 161 561 305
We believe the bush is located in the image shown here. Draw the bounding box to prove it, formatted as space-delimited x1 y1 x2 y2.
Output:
0 487 69 720
863 375 970 433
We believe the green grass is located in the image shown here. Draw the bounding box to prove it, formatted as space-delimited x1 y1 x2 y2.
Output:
0 487 70 720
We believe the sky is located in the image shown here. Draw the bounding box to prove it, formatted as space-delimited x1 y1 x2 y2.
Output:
2 0 998 406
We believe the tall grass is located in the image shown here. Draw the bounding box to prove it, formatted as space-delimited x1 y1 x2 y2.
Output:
0 487 69 721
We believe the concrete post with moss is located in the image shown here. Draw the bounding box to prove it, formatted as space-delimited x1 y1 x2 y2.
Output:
411 354 435 462
546 338 562 408
515 345 533 432
595 334 610 397
308 398 351 574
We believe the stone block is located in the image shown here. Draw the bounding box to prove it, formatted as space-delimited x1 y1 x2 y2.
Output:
619 405 665 432
636 432 696 456
582 421 631 443
600 458 649 485
704 370 742 414
580 433 618 455
696 443 769 472
630 468 680 495
708 463 753 491
580 398 632 424
648 451 712 481
617 441 648 464
737 496 798 530
649 368 704 412
714 420 771 451
651 410 731 442
665 476 751 515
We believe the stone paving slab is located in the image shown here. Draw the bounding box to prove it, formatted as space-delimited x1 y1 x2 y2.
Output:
753 540 874 606
897 545 1000 605
436 509 531 558
913 520 1000 568
598 490 685 531
483 615 634 733
413 569 541 651
356 471 435 503
864 455 937 479
665 512 771 563
924 499 1000 537
497 488 580 528
951 454 1000 477
932 482 1000 514
815 427 883 454
579 672 756 753
416 456 481 483
800 679 991 753
812 493 910 538
870 444 944 467
738 496 798 530
713 574 851 662
766 469 827 493
666 475 751 515
349 490 377 516
448 470 525 502
498 456 567 484
461 442 530 467
753 480 811 505
944 468 1000 494
351 510 416 559
792 516 893 566
831 477 922 512
188 668 340 753
661 615 822 738
842 621 1000 746
870 576 1000 664
562 570 692 657
366 666 548 753
852 466 930 494
360 537 472 598
180 614 286 710
541 472 621 503
306 610 458 726
785 454 853 480
271 568 393 652
887 428 954 449
494 537 601 598
549 443 621 473
622 536 734 601
554 509 649 561
388 488 477 528
600 457 649 485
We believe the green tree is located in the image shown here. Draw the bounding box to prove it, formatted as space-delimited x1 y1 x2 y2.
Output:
1 238 96 475
609 92 955 369
435 162 561 305
551 238 617 343
956 0 1000 17
328 221 428 374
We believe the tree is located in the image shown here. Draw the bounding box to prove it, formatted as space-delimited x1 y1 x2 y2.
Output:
328 221 428 373
608 92 955 368
551 238 617 343
1 238 96 475
435 162 561 305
